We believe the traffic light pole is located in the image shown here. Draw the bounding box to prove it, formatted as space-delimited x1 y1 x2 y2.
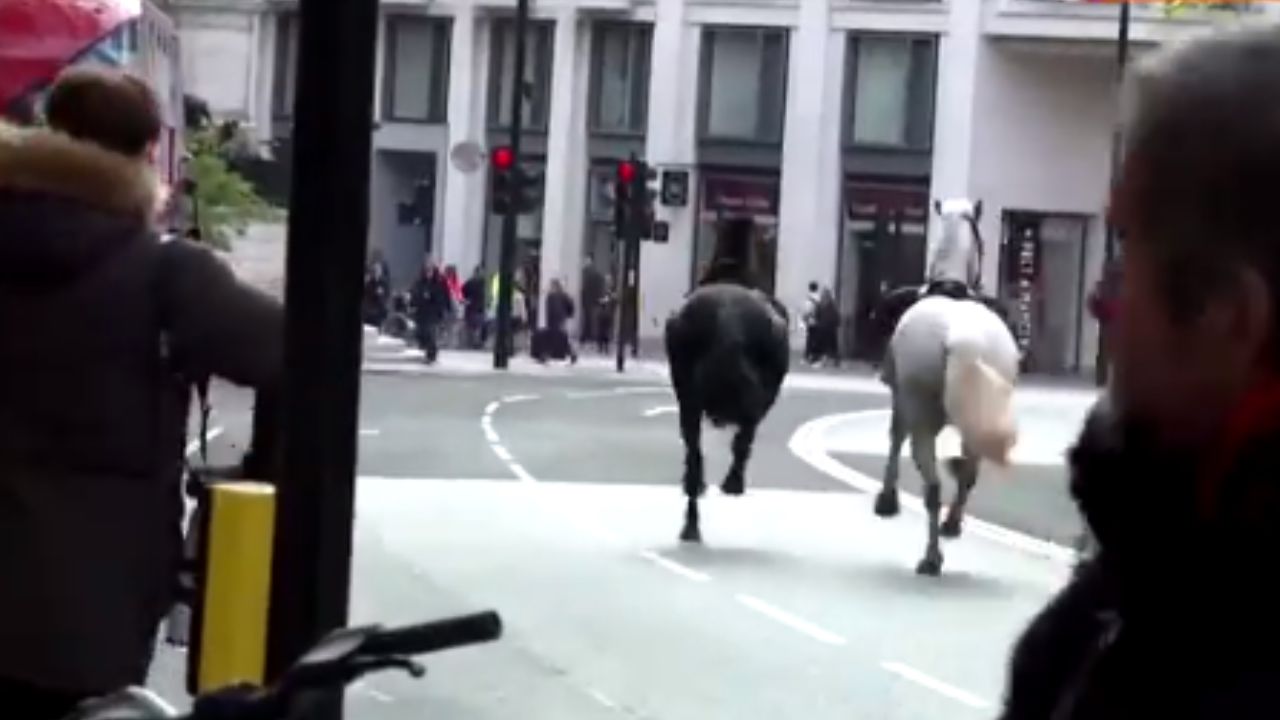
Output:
493 0 531 370
616 153 643 373
266 0 378 716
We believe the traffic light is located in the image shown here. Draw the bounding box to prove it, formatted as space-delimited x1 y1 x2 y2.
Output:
490 146 515 215
634 163 658 239
514 167 543 215
615 160 636 233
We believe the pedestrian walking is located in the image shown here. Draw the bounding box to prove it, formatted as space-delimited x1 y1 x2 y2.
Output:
411 259 452 364
802 281 821 364
998 27 1280 720
0 67 283 718
533 278 578 364
462 265 486 348
362 248 391 330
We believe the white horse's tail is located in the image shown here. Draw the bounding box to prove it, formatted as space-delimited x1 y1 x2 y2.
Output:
942 337 1018 467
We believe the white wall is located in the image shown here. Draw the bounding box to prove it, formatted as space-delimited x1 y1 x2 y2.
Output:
176 9 257 120
968 41 1114 370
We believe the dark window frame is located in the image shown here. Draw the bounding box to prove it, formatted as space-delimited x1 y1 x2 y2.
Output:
843 33 938 152
588 22 652 137
487 19 555 132
272 12 299 119
382 15 452 124
698 26 789 145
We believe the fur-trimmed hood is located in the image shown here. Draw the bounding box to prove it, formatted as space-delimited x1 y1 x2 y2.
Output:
0 122 160 285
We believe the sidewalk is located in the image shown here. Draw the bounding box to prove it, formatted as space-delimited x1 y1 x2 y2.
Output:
360 330 1102 402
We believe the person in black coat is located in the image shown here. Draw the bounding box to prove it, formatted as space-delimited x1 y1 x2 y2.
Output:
411 260 452 364
997 27 1280 719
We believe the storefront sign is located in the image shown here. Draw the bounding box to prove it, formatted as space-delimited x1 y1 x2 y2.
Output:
702 175 779 216
844 181 928 221
1011 225 1040 356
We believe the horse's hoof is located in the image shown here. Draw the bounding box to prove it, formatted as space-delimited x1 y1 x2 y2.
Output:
721 476 745 496
940 515 963 539
874 490 900 518
915 554 943 577
679 524 703 543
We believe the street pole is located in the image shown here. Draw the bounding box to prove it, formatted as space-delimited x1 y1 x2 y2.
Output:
266 0 377 716
1096 0 1129 387
493 0 530 370
616 153 641 373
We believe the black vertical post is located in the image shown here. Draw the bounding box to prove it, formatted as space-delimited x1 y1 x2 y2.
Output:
494 0 531 369
1096 0 1129 387
266 1 378 718
616 153 641 373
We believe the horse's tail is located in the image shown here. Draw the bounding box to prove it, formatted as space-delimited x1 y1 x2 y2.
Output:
942 336 1017 467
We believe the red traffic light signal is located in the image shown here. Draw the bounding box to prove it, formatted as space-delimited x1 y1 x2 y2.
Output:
492 146 515 170
617 160 637 184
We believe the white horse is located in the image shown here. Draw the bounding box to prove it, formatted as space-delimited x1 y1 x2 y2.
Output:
874 198 1021 576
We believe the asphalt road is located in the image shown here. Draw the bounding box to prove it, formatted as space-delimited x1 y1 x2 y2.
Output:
152 359 1094 719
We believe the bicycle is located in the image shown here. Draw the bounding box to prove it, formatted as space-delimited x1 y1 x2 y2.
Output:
67 610 503 720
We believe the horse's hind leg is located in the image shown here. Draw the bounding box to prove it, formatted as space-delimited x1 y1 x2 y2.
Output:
911 432 945 576
722 422 756 496
941 447 979 539
874 402 906 518
678 401 706 543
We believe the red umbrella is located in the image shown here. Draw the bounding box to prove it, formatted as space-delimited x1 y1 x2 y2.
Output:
0 0 141 115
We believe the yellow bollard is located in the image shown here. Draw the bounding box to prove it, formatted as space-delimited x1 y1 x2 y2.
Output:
197 482 276 692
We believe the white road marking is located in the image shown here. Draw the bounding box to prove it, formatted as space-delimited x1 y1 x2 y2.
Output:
880 661 991 709
638 550 711 583
508 462 537 484
734 594 847 646
484 401 500 415
643 405 677 418
184 426 225 458
492 444 513 462
788 411 1077 566
587 689 620 710
482 424 500 444
502 393 539 404
359 428 381 437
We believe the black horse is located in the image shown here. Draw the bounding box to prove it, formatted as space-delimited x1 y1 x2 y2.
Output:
665 219 790 543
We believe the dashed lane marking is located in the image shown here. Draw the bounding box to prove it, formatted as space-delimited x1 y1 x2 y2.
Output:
638 550 711 583
880 660 991 710
643 405 678 417
735 594 847 646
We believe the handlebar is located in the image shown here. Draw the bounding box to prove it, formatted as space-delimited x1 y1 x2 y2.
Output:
70 610 504 720
360 611 502 657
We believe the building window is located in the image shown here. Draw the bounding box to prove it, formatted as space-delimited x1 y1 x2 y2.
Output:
383 16 451 123
701 27 787 143
846 34 936 149
590 23 651 135
272 13 299 118
488 20 554 131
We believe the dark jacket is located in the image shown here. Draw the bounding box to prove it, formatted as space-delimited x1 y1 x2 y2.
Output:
0 122 283 692
411 271 452 325
999 396 1280 719
545 290 575 332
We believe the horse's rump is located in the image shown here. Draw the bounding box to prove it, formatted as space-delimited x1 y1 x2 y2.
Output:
891 297 1020 464
666 283 790 426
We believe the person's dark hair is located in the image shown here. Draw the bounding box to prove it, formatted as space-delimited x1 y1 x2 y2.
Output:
184 226 203 242
44 67 162 158
1116 25 1280 329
